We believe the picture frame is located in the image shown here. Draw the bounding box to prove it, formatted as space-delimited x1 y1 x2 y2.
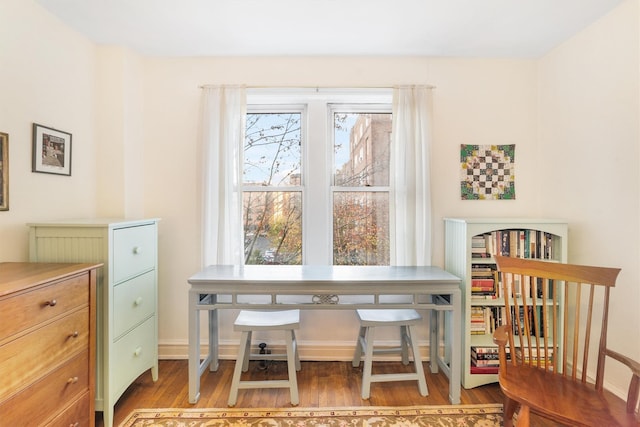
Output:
32 123 72 176
0 132 8 211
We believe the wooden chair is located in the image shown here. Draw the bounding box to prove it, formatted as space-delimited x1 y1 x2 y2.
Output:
492 256 640 427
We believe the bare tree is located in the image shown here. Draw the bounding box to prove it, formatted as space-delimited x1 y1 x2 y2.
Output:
244 113 302 264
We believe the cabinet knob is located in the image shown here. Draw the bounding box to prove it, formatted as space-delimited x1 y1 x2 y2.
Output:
68 331 79 338
67 376 79 384
69 423 80 427
134 297 143 306
133 246 142 255
134 346 142 357
44 299 57 307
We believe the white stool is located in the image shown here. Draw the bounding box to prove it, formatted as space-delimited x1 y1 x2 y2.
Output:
352 309 428 399
228 309 301 407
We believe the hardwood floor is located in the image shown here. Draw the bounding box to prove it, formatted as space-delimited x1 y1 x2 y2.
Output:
95 359 554 426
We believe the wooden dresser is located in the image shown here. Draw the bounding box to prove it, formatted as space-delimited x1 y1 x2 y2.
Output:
28 218 159 427
0 262 100 426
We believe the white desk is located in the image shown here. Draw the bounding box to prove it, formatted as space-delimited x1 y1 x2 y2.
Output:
188 265 462 404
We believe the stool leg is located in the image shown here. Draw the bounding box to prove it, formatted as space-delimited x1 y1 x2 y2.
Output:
228 330 250 407
361 326 375 399
352 326 366 367
291 330 301 371
407 325 428 397
241 330 252 372
400 325 410 365
285 329 299 405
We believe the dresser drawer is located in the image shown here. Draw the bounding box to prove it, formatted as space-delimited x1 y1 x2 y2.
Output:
0 350 89 426
0 308 89 401
112 316 156 397
0 272 89 341
112 224 156 283
47 391 91 427
113 270 156 338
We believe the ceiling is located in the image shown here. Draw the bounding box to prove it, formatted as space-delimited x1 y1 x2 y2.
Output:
35 0 624 58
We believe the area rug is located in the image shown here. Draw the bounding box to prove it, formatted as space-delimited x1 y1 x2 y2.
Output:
119 404 503 427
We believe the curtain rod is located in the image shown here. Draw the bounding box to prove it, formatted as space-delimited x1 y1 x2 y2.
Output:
198 84 436 90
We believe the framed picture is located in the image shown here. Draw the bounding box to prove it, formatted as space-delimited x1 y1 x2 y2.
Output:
32 123 72 176
0 132 8 211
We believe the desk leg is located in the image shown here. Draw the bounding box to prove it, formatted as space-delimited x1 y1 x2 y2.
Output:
209 307 219 371
449 291 461 404
429 309 438 374
188 291 200 404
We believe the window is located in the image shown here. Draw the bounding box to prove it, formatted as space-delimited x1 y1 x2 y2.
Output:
332 111 391 265
242 89 393 266
243 110 303 265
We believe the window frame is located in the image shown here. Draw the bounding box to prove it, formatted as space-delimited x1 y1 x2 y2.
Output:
245 88 393 265
329 104 393 265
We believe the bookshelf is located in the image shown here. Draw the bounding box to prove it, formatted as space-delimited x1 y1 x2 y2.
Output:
444 218 568 388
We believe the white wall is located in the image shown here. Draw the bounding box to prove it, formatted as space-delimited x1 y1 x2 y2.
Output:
1 0 637 397
95 46 146 218
0 0 97 260
428 58 540 265
139 56 546 358
538 0 640 397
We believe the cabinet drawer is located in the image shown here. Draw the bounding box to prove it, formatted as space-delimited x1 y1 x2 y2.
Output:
0 308 88 401
114 270 156 338
46 391 91 427
0 350 89 426
113 224 156 283
112 316 156 397
0 272 89 340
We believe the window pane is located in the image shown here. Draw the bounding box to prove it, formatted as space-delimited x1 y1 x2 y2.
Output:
244 191 302 265
334 113 391 187
244 113 301 186
333 192 389 265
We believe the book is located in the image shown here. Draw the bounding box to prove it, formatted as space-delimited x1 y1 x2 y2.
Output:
472 236 486 248
471 346 499 353
499 231 510 256
471 346 510 358
471 352 499 361
470 365 499 374
484 234 494 256
471 359 500 367
515 347 554 358
514 347 554 369
510 230 518 258
471 278 494 287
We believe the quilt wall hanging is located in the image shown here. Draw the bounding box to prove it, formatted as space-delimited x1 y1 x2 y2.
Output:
460 144 515 200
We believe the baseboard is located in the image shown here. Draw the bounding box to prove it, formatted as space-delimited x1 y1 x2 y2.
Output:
158 340 432 362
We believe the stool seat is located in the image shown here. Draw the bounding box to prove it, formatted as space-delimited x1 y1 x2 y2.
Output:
352 309 428 399
234 309 300 330
356 309 423 326
228 310 301 407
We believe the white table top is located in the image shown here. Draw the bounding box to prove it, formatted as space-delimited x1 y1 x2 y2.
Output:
189 265 460 287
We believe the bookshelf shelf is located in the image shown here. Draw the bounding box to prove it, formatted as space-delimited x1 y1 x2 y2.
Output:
444 218 568 389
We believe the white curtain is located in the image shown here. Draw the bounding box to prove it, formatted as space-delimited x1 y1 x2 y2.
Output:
200 86 246 266
390 86 434 266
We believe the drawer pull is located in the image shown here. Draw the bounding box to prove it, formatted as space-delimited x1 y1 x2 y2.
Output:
67 376 79 384
134 346 142 357
134 296 143 306
133 246 142 255
44 299 58 307
68 331 79 338
70 423 80 427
